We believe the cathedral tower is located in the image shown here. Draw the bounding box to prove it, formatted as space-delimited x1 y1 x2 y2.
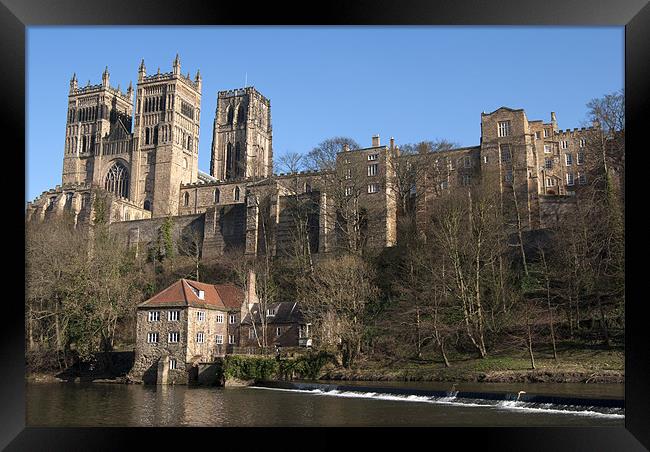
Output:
210 87 273 181
62 67 134 191
133 54 202 216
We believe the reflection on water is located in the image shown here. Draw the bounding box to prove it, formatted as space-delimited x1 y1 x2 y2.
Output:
26 383 624 427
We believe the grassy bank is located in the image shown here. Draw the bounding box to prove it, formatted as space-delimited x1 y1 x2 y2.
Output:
321 344 624 384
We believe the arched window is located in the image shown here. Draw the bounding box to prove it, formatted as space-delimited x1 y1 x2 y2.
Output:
183 192 190 207
237 104 246 125
143 200 151 211
226 142 233 179
233 186 240 201
226 106 234 125
183 158 188 169
104 161 129 199
153 126 159 145
145 128 150 145
234 142 241 178
214 188 220 204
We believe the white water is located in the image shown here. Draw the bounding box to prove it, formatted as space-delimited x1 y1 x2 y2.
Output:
250 386 624 419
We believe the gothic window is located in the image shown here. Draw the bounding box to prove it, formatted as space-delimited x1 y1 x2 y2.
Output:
237 104 246 125
234 186 240 201
187 136 193 151
214 188 220 204
153 126 159 145
234 142 241 177
143 200 151 211
226 106 234 125
184 192 190 206
82 136 87 152
226 143 233 179
183 158 188 169
145 128 150 145
104 161 129 199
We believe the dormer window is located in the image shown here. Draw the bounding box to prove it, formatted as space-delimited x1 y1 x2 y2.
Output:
198 290 204 300
266 308 276 317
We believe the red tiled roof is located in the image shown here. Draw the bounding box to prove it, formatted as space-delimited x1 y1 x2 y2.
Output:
138 279 243 310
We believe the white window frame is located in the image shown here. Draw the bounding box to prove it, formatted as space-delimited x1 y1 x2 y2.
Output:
169 358 178 370
196 332 205 343
344 186 353 196
367 183 378 194
228 335 235 345
367 153 378 161
497 121 511 137
216 313 224 323
229 314 236 324
148 311 160 322
546 177 557 187
168 310 179 321
579 138 586 148
544 144 551 154
577 152 585 165
345 168 351 180
197 311 205 322
216 334 224 345
147 332 159 344
565 153 573 166
544 128 550 138
561 140 568 149
266 308 276 317
168 332 179 343
483 155 488 164
367 163 378 177
566 173 574 186
276 327 281 337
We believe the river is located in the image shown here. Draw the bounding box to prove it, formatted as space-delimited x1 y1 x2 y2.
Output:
26 382 624 427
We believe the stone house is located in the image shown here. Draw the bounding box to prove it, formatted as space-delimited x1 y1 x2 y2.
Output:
131 278 244 384
239 301 311 349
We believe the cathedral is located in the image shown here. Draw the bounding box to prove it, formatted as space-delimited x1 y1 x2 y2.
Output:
26 55 598 258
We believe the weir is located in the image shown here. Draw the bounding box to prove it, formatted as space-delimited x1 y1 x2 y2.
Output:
255 380 625 410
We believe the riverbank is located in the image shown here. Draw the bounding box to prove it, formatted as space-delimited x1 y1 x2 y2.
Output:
321 346 624 384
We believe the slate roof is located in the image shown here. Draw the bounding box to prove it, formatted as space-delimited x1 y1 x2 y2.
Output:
137 279 243 311
241 301 306 325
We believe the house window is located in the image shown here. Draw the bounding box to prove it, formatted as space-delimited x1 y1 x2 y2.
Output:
147 332 159 343
544 128 550 138
169 358 178 370
565 154 573 166
216 313 224 323
276 327 281 337
535 131 541 139
545 158 553 169
168 332 179 343
228 335 235 345
505 170 513 184
196 332 205 343
168 310 179 321
216 335 223 345
229 314 236 324
579 138 586 147
214 188 220 203
267 308 276 316
367 183 378 194
497 121 511 137
500 144 511 162
367 163 378 176
483 155 489 164
561 140 568 149
148 311 160 322
345 168 351 180
544 145 551 154
578 173 587 185
546 177 557 187
344 186 353 196
461 174 471 186
577 152 585 165
368 154 378 161
197 311 205 322
566 173 574 186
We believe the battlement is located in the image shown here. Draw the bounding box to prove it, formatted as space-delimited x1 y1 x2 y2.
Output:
141 71 200 90
554 126 598 136
218 86 270 104
71 83 132 102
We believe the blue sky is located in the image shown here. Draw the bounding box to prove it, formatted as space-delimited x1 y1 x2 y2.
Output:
26 26 623 202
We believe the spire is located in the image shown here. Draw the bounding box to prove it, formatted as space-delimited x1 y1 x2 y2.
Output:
195 69 202 90
102 66 110 87
173 53 181 75
138 59 146 82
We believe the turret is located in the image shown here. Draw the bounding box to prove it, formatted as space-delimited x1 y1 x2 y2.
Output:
551 111 558 132
173 53 181 76
102 66 110 87
127 81 133 101
138 59 146 82
69 73 77 93
195 68 202 90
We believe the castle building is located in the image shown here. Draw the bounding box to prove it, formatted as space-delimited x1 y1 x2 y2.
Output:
26 56 599 258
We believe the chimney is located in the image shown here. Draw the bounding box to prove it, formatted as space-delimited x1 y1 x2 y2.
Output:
343 143 350 152
389 137 395 150
372 135 380 147
247 269 258 308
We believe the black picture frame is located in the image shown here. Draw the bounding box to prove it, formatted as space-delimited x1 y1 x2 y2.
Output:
4 0 648 449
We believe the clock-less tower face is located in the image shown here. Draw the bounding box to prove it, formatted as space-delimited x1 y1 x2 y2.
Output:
210 86 273 181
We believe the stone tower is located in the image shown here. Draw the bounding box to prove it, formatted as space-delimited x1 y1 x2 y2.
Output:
62 67 134 191
210 87 273 181
133 54 202 216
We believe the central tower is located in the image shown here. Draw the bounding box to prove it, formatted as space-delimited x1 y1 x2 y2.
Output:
210 87 273 181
